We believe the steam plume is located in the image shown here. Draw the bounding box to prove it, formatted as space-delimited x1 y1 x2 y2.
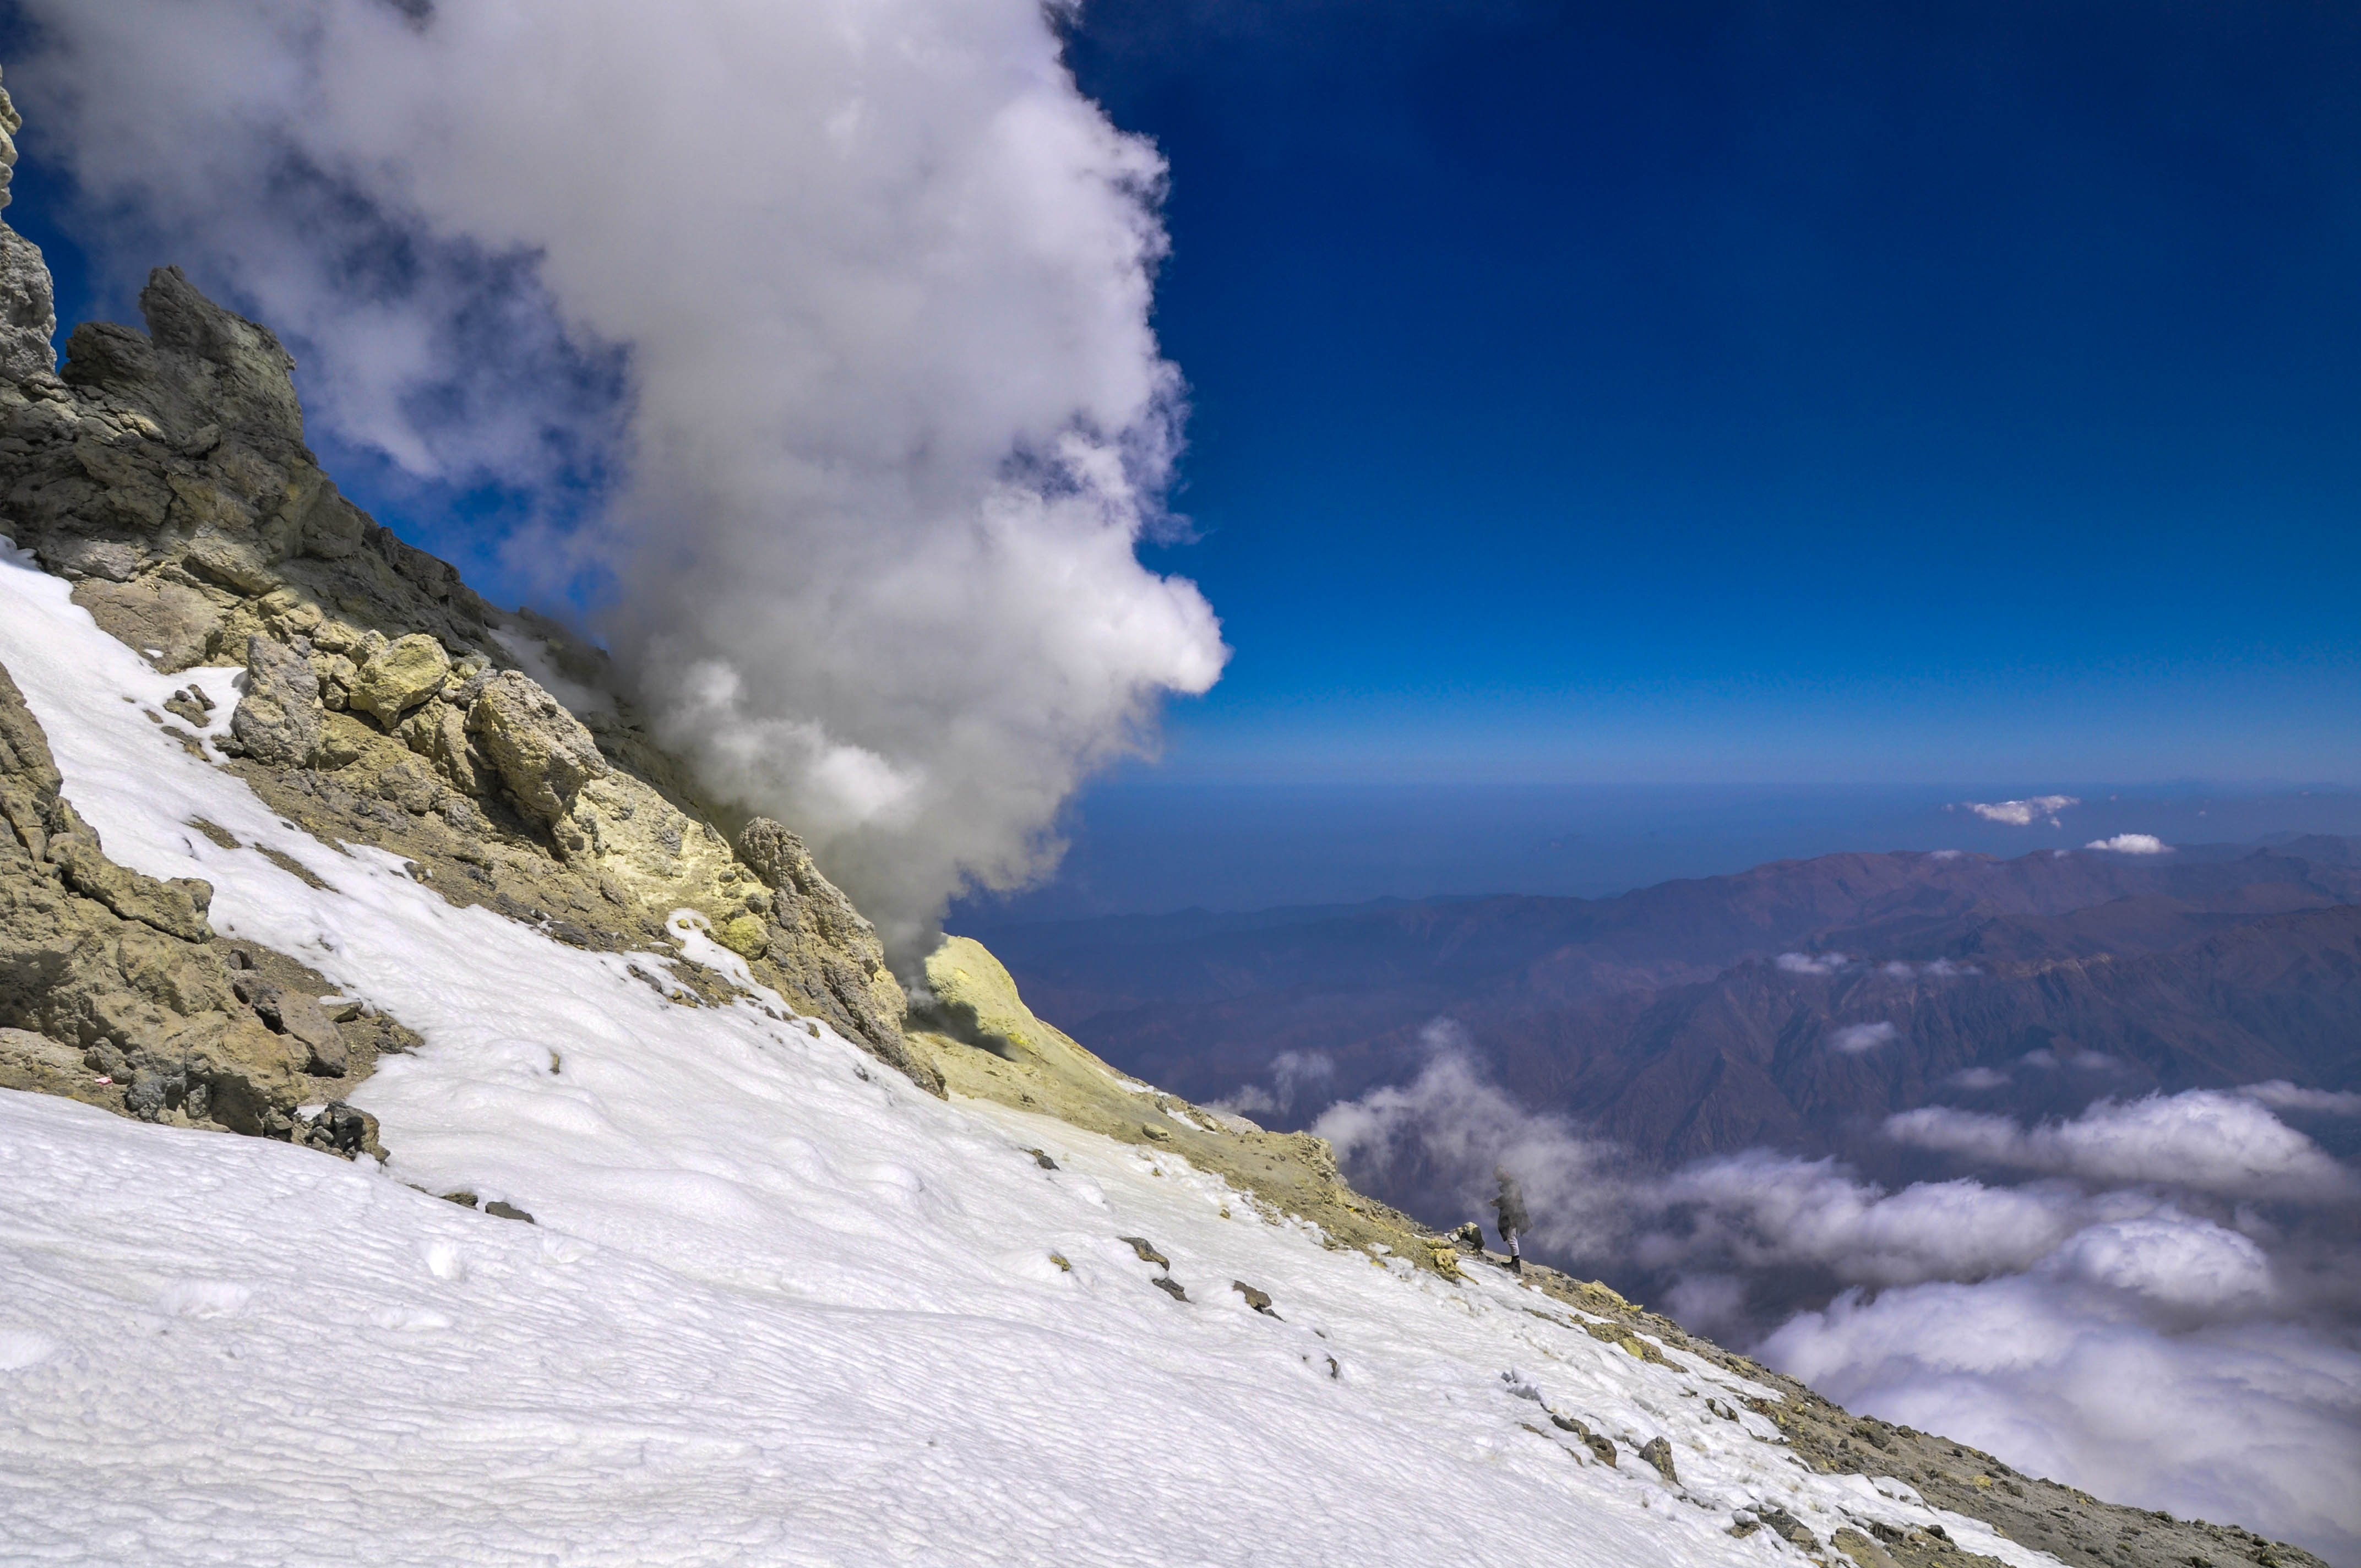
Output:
15 0 1227 960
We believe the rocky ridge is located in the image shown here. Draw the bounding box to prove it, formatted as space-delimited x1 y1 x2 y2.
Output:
0 83 923 1099
0 67 2327 1568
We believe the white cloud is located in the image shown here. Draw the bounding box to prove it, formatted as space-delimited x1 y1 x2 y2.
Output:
20 0 1228 963
1776 951 1849 975
1885 1092 2355 1201
1760 1275 2361 1559
1946 1066 2011 1091
2086 834 2170 854
1640 1154 2108 1286
1962 794 2079 826
2238 1081 2361 1117
1829 1021 1898 1054
1301 1011 2361 1558
2043 1213 2276 1314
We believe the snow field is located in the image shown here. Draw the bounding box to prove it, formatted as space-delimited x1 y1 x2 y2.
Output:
0 546 2054 1566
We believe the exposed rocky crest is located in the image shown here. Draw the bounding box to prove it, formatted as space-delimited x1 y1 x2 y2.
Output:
0 206 927 1090
0 663 393 1155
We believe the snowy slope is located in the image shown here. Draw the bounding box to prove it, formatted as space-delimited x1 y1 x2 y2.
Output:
0 542 2055 1566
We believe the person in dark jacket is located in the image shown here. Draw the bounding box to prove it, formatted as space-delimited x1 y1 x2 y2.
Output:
1492 1168 1530 1273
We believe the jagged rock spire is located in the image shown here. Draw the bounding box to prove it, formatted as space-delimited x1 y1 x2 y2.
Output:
0 65 58 384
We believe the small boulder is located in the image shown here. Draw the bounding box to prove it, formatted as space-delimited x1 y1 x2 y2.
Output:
1639 1435 1678 1485
1119 1235 1169 1270
399 698 482 794
229 634 323 767
1151 1276 1188 1302
1232 1281 1280 1317
231 975 346 1075
50 836 214 942
347 633 451 727
69 577 224 672
182 536 278 595
1549 1413 1618 1467
55 538 143 582
717 914 769 959
306 1101 382 1161
466 669 607 832
0 1026 84 1077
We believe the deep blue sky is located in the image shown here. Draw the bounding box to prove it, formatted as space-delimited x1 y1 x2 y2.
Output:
1070 0 2361 784
7 2 2357 796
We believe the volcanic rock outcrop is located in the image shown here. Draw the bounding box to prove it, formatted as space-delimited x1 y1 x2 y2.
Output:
0 183 927 1090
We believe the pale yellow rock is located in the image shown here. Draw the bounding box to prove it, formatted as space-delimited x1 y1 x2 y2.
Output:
923 936 1042 1054
717 914 769 959
349 633 450 726
1832 1527 1900 1568
466 668 606 830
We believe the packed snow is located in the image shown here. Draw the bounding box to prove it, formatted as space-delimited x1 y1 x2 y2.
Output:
0 544 2057 1564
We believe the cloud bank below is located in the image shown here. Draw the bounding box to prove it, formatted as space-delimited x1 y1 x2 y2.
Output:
1310 1035 2361 1561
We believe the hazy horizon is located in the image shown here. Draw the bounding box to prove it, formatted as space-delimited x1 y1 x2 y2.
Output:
956 778 2361 926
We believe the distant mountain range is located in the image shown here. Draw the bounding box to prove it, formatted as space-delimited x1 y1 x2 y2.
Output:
967 835 2361 1167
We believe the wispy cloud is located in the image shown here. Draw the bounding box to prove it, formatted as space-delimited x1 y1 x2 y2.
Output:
2239 1081 2361 1117
1960 794 2079 826
1885 1093 2354 1201
1776 951 1850 975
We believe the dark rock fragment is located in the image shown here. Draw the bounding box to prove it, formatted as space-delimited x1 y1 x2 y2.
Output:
1549 1413 1618 1467
229 633 324 767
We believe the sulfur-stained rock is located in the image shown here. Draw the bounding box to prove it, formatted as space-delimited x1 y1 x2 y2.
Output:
0 663 59 856
348 633 450 727
399 698 482 794
183 535 279 595
717 913 769 960
229 634 323 767
0 1024 80 1076
233 973 347 1076
49 835 214 943
466 669 607 832
739 816 919 1072
1831 1528 1900 1568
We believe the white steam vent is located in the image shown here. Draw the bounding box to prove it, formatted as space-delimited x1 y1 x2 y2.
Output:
17 0 1229 961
